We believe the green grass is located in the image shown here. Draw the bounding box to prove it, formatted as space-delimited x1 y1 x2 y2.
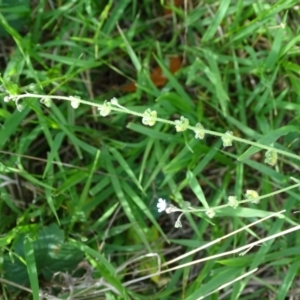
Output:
1 0 300 299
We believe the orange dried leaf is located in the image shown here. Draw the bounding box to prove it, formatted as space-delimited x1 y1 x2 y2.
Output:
119 56 182 92
119 82 137 92
169 56 182 73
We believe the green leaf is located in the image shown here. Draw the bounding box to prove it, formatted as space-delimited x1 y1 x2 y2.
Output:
186 170 209 209
185 266 244 299
154 54 194 107
277 260 299 300
104 149 151 251
1 80 19 95
24 236 39 300
43 131 65 178
156 92 193 113
202 0 231 42
109 147 145 194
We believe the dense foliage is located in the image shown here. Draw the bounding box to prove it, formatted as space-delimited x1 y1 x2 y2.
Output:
1 1 300 299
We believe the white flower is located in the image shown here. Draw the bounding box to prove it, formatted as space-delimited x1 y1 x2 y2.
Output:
4 96 10 102
157 198 167 213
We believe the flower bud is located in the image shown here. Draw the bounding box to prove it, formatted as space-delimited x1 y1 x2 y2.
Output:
206 209 215 218
175 116 189 132
16 103 24 112
264 149 277 166
194 123 205 139
70 96 80 109
98 101 111 116
228 196 239 209
175 219 182 228
40 97 52 107
142 109 157 126
245 190 260 204
221 131 233 147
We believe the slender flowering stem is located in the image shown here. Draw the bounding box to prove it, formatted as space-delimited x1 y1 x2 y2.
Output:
158 181 300 227
4 92 300 162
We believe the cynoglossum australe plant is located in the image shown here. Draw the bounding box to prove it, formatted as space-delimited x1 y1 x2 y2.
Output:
2 1 300 299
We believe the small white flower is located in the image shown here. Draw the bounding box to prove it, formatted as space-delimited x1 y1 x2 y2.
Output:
4 96 10 102
157 198 167 213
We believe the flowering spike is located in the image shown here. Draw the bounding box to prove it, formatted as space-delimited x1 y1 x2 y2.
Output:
221 131 233 147
264 149 277 166
245 190 260 204
175 116 189 132
70 96 81 109
98 100 111 116
228 196 239 209
194 123 205 139
142 108 157 126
